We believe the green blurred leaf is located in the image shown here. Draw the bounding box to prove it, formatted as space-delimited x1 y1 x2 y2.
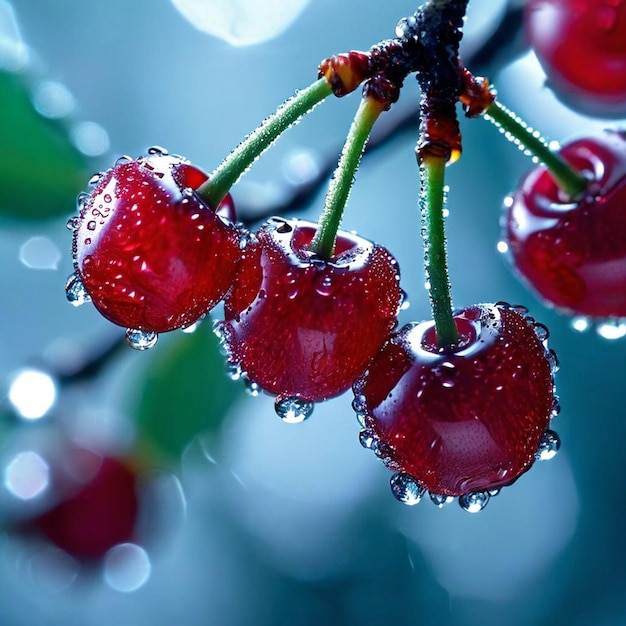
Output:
0 70 90 220
132 322 240 463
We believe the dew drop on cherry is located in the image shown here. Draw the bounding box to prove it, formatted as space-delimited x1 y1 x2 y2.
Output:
147 145 168 156
429 493 454 508
458 491 490 513
65 273 91 307
596 319 626 340
274 397 314 423
390 472 425 505
243 377 261 397
359 429 377 450
225 361 243 381
66 216 80 231
313 274 334 296
571 316 591 333
535 429 561 461
399 289 411 311
76 191 90 210
125 328 158 350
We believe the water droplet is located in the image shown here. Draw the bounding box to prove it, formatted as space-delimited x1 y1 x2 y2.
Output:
274 397 314 423
496 240 509 254
115 155 133 166
571 316 591 333
459 491 490 513
390 472 425 505
352 394 366 413
103 193 112 203
429 493 453 507
88 172 104 186
275 221 293 234
181 319 201 334
394 15 417 38
65 273 91 307
436 361 458 388
314 274 334 296
125 328 158 350
76 191 90 210
547 349 560 373
147 146 168 156
488 489 501 497
551 395 561 417
66 216 80 231
511 304 529 316
596 319 626 340
374 440 393 461
239 230 257 250
243 377 261 397
359 429 377 450
536 429 560 460
399 289 410 311
225 361 243 381
533 322 550 342
87 220 97 231
355 410 367 428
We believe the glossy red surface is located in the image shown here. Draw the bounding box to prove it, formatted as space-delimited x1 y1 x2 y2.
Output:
220 218 402 402
34 456 139 559
525 0 626 116
505 130 626 318
73 154 242 332
353 304 554 496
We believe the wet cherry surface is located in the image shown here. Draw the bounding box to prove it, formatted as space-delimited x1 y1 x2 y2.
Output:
72 153 242 333
525 0 626 116
219 218 402 403
353 304 555 496
505 130 626 318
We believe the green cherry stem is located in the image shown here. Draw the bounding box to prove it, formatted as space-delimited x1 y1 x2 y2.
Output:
197 78 333 209
309 95 385 259
421 154 459 348
484 99 588 199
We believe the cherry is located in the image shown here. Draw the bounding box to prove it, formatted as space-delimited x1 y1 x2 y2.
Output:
216 217 402 417
504 130 626 320
353 303 558 508
525 0 626 117
31 452 139 559
68 149 243 339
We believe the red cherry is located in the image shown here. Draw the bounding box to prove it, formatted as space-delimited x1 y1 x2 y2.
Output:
32 453 139 559
504 130 626 319
353 303 558 506
69 150 243 336
217 218 402 415
525 0 626 116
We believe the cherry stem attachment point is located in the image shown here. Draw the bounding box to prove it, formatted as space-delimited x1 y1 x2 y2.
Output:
484 99 588 199
421 154 459 348
197 78 332 209
309 95 385 259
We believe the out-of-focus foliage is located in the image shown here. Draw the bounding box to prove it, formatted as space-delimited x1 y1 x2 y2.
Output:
0 71 88 220
131 321 240 463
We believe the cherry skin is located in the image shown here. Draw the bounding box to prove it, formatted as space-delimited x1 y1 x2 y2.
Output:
70 151 242 334
504 130 626 319
353 303 556 498
217 217 402 408
31 453 139 559
525 0 626 116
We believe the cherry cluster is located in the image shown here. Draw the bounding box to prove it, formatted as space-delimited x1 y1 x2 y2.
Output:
62 0 626 513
